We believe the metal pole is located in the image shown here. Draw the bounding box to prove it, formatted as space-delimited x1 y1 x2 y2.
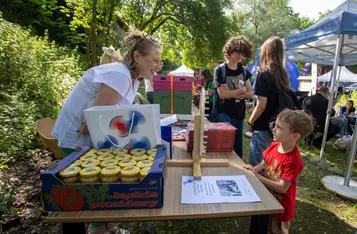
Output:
344 118 357 186
319 35 343 160
334 66 342 99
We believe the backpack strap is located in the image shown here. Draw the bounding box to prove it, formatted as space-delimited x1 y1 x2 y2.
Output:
219 63 226 83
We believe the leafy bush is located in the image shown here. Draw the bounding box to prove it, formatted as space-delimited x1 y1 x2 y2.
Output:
0 14 84 156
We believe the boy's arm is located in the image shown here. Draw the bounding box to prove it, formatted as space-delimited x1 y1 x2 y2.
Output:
254 172 291 194
217 86 247 99
234 79 253 99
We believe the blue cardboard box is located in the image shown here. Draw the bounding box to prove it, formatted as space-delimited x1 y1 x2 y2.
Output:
41 145 167 211
161 125 172 159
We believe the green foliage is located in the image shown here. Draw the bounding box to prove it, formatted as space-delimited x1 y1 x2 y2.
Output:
230 0 302 53
0 16 83 156
0 180 16 214
119 0 231 69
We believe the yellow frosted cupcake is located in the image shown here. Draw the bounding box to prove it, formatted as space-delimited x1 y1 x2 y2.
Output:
87 149 98 155
148 156 155 161
70 160 82 167
114 154 131 161
130 148 146 155
59 166 81 178
97 149 113 155
112 148 129 155
139 167 151 180
147 148 157 155
80 154 97 161
120 166 140 183
101 166 121 183
97 154 114 161
136 160 153 168
81 159 100 168
100 159 119 168
119 159 137 167
79 166 101 183
131 154 148 161
62 176 80 183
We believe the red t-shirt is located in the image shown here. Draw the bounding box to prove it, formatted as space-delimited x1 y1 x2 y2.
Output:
262 142 304 222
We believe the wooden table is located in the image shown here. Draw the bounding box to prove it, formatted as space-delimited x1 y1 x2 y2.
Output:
44 142 283 232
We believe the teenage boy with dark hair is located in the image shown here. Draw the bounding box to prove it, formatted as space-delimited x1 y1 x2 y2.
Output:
213 36 253 158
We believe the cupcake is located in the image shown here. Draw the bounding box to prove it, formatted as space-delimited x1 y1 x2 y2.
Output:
79 166 101 183
136 160 153 168
120 166 140 183
119 159 137 168
101 166 121 183
100 159 119 168
112 148 129 155
81 159 100 168
59 166 81 183
130 148 146 155
97 154 115 161
114 154 131 161
131 154 148 162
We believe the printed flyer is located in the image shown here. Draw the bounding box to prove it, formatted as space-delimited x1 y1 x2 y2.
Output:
181 175 261 204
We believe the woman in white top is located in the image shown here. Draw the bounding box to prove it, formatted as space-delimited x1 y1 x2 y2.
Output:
52 30 161 152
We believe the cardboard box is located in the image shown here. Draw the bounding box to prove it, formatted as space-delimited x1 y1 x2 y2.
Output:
41 145 167 211
186 122 236 152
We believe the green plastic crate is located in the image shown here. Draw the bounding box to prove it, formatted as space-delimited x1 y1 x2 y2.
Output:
153 90 192 114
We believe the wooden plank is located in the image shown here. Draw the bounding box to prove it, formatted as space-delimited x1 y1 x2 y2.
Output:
193 159 201 180
192 114 201 161
167 159 230 167
44 142 284 223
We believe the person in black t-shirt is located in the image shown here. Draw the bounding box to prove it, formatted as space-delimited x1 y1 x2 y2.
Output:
214 36 253 158
247 36 299 166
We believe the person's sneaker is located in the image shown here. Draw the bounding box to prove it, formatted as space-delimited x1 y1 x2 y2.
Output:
336 133 342 138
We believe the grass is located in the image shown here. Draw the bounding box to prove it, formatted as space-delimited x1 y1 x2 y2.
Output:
116 119 357 234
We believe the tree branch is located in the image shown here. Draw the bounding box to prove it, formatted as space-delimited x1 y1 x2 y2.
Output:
140 0 168 29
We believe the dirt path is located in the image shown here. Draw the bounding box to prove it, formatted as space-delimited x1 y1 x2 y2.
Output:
0 150 60 234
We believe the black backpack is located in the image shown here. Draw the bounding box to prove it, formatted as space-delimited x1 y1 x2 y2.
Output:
267 90 301 136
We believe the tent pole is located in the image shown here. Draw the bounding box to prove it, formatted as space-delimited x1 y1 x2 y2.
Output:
344 119 357 186
334 66 342 98
319 35 343 160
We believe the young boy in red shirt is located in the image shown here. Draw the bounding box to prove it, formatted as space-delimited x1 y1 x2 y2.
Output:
245 109 314 234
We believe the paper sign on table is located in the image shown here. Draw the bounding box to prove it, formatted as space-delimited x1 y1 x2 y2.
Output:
181 175 261 204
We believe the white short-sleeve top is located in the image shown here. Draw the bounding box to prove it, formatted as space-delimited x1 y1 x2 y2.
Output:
52 62 140 149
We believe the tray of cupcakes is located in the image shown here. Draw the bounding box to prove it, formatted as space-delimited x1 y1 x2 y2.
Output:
41 145 166 211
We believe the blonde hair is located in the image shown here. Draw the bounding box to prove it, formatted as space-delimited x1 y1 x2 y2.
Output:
121 30 160 74
260 37 290 92
277 109 314 139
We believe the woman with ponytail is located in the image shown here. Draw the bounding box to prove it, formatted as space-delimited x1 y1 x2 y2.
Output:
52 30 161 233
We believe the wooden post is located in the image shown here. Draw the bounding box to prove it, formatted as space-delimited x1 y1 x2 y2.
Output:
192 114 202 180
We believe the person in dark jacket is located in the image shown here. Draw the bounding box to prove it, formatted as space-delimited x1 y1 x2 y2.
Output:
302 86 341 147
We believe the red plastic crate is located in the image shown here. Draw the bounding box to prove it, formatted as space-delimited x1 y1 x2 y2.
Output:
153 75 193 91
186 123 236 152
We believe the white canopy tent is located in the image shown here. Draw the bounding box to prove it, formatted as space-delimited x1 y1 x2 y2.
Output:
169 65 194 77
284 0 357 201
317 66 357 82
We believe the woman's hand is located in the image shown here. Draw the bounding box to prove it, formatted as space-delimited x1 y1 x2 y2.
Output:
77 122 89 135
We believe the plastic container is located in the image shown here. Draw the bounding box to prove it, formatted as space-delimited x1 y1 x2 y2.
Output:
186 123 237 152
153 90 192 114
153 75 193 91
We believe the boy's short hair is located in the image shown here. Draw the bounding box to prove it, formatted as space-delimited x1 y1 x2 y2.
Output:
223 36 252 60
277 109 314 139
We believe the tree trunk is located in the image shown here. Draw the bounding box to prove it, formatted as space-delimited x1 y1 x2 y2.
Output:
89 0 98 67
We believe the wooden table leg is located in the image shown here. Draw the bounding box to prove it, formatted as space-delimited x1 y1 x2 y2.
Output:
62 223 86 234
